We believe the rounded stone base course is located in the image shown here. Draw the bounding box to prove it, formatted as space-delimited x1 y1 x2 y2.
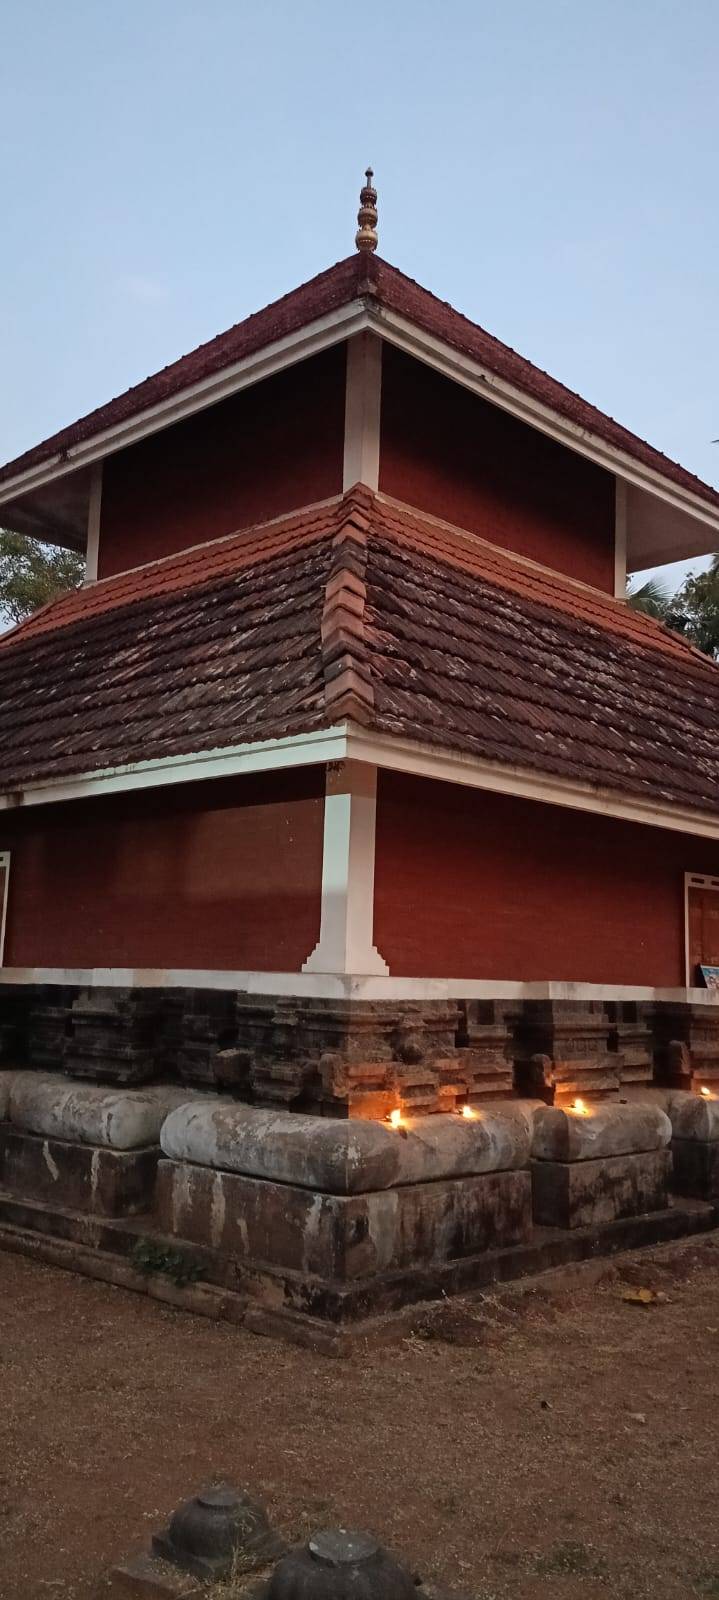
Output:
7 1073 201 1151
159 1102 533 1194
531 1102 671 1164
622 1088 719 1200
155 1159 533 1282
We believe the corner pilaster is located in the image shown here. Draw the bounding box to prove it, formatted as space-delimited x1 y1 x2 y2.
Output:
343 332 382 491
85 462 103 584
614 477 627 598
302 760 389 977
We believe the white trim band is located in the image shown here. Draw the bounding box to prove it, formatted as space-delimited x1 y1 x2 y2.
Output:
0 966 716 1005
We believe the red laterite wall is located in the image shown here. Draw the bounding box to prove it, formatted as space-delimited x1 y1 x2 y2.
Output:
379 345 616 593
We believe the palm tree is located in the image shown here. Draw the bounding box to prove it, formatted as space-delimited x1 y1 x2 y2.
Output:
627 556 719 658
626 576 671 619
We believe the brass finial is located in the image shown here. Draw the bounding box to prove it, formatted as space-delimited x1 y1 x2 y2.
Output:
355 167 378 254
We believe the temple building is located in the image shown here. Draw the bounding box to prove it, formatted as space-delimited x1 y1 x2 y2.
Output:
0 175 717 1338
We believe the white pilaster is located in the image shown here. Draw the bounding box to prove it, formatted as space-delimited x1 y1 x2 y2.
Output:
85 461 103 583
342 332 382 491
303 760 389 976
0 852 9 967
614 477 628 598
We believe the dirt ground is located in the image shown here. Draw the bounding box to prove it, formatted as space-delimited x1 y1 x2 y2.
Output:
2 1238 719 1600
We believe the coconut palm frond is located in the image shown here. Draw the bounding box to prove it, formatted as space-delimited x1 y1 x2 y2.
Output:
626 577 670 619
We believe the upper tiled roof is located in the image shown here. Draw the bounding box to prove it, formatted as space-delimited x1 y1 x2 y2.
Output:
0 487 717 820
2 255 719 518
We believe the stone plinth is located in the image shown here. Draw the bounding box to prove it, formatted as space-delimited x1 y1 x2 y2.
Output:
531 1102 671 1164
0 1073 203 1218
157 1160 531 1282
531 1102 672 1228
606 1002 653 1088
157 1101 533 1297
65 988 163 1085
651 1002 719 1091
454 1001 514 1103
627 1086 719 1201
511 1000 620 1101
27 987 76 1070
0 1070 16 1120
176 991 241 1088
160 1101 533 1192
0 1124 158 1216
532 1150 671 1229
0 986 30 1066
234 997 463 1117
8 1072 193 1150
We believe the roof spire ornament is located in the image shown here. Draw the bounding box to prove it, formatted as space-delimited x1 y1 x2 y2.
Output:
355 167 378 254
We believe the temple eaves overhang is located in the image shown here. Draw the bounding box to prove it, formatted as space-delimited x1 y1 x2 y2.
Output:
0 255 717 572
1 722 718 844
1 485 717 832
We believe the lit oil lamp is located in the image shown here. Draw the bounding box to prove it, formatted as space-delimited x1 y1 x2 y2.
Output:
388 1107 403 1129
460 1104 477 1120
569 1097 588 1116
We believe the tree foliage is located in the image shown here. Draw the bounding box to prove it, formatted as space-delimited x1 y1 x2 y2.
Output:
627 555 719 660
0 529 85 626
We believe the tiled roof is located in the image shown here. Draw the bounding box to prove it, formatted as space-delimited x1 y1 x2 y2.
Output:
2 255 719 518
0 487 717 817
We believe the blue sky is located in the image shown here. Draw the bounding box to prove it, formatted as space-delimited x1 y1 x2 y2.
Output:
1 0 717 590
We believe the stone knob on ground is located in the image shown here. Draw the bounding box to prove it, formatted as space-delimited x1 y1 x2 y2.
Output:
152 1484 285 1580
266 1528 417 1599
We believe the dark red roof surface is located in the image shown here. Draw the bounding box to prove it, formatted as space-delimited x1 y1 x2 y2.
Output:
2 254 719 518
1 487 717 819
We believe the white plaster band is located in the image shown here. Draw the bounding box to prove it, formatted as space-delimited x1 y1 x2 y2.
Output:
1 968 718 1006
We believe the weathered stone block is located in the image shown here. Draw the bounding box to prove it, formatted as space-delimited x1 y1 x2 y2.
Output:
0 1123 159 1215
235 996 464 1116
651 1002 719 1091
0 1070 16 1120
670 1139 719 1199
531 1102 671 1163
160 1102 533 1194
606 1001 653 1087
453 1001 514 1102
511 1000 621 1100
0 985 31 1066
176 991 240 1087
65 987 164 1085
156 1159 532 1279
531 1149 671 1229
629 1087 719 1201
107 1553 202 1597
28 987 76 1069
8 1072 197 1150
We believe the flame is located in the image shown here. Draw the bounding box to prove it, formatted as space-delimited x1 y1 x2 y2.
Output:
461 1104 477 1120
700 1086 714 1099
570 1097 588 1116
388 1107 403 1128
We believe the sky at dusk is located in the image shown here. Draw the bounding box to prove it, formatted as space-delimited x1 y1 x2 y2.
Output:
1 0 717 589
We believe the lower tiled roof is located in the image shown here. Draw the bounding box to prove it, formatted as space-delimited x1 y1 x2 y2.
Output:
1 487 717 818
